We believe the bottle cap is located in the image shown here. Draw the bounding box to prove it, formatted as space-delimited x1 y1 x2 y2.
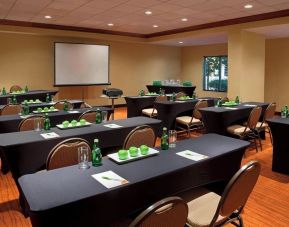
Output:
163 127 167 131
94 138 99 143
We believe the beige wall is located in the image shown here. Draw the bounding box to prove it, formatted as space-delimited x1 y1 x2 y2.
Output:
265 38 289 111
181 43 228 98
0 32 181 105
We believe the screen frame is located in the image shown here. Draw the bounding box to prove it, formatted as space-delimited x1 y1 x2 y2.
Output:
54 42 111 87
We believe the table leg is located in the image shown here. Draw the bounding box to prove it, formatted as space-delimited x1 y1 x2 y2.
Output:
111 98 115 120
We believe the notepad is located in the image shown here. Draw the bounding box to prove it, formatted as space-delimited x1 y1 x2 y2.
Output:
176 150 208 161
243 104 257 107
92 170 129 189
103 124 123 128
67 110 80 113
224 107 238 110
40 132 60 139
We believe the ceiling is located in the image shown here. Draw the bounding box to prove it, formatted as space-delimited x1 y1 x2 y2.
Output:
1 0 289 36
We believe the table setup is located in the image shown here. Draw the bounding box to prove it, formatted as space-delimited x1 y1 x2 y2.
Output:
146 85 196 97
18 133 249 226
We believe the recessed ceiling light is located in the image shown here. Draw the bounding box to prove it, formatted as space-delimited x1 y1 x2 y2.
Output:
107 23 114 26
145 11 152 15
178 41 183 44
153 25 158 28
244 4 253 9
181 18 188 22
44 15 52 19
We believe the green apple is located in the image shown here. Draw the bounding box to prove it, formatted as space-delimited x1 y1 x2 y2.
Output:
71 120 78 127
29 99 33 103
36 99 41 103
118 149 128 160
80 119 86 125
140 145 149 155
44 107 49 112
50 106 55 110
37 107 42 112
129 146 139 157
62 120 69 128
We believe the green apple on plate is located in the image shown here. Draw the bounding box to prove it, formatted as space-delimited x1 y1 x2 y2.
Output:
129 146 139 157
118 149 128 160
29 99 33 103
50 106 55 110
62 120 69 128
37 107 42 112
35 99 41 103
140 145 149 155
43 107 49 112
71 120 78 127
79 119 86 125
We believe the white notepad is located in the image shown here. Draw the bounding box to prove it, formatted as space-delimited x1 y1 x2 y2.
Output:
67 110 80 113
103 124 123 128
40 132 60 139
176 150 208 161
224 107 238 110
243 104 257 107
92 170 129 189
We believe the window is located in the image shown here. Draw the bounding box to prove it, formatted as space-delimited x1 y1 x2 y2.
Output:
203 56 228 92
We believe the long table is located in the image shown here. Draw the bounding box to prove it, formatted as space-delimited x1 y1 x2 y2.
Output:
125 96 156 118
18 134 249 227
0 90 58 105
146 85 196 96
267 117 289 175
199 102 269 135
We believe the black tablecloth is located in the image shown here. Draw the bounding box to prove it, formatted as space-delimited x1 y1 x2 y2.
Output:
200 102 269 135
0 106 113 134
267 117 289 175
146 85 196 96
18 134 249 227
0 90 58 105
125 96 156 118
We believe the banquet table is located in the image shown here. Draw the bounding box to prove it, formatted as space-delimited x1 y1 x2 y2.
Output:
0 90 58 105
267 117 289 175
199 102 269 135
146 85 196 96
18 134 249 227
125 96 156 118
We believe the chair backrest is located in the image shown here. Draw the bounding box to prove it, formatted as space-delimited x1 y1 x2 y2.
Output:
129 196 188 227
155 95 167 102
54 100 73 110
80 102 92 109
1 104 22 115
246 106 262 130
263 102 276 121
46 138 91 170
78 110 97 123
10 85 22 93
210 161 261 225
193 100 208 120
123 125 156 149
18 115 45 131
176 92 187 99
220 97 229 103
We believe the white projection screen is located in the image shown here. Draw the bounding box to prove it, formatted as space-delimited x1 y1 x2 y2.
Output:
54 43 110 86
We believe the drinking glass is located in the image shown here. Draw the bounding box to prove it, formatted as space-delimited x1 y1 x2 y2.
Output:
169 130 177 148
78 147 90 169
7 98 12 104
34 118 43 131
102 111 108 122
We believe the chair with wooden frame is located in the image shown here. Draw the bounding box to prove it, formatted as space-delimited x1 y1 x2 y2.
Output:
54 100 73 110
176 92 187 99
10 85 22 93
142 95 167 118
1 104 22 115
18 115 45 131
78 109 97 123
46 138 91 170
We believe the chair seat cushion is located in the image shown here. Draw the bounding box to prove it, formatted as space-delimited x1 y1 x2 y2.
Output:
179 187 225 227
256 122 268 128
227 125 250 136
176 116 201 126
142 108 157 117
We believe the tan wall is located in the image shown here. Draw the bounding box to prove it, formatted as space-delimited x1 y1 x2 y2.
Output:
0 32 181 105
265 38 289 111
181 43 228 98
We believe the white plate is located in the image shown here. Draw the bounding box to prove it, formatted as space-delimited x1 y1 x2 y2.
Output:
32 109 59 113
22 101 42 104
108 147 159 164
56 121 92 129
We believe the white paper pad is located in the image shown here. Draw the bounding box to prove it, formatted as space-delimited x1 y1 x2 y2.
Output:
67 110 80 113
224 107 238 110
92 170 129 188
243 104 257 107
176 150 208 161
103 124 123 128
175 100 186 103
19 115 32 119
40 132 60 139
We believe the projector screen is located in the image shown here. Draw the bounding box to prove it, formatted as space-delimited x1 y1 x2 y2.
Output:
54 42 110 86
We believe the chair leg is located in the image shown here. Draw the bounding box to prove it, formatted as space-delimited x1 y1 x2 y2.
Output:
238 215 244 227
257 131 263 151
253 137 258 152
267 127 273 145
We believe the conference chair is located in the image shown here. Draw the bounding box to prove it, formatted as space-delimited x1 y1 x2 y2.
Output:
227 106 262 151
180 160 261 227
255 102 276 144
175 100 208 136
129 196 188 227
80 102 92 109
176 92 187 99
78 110 97 123
1 104 22 115
220 96 229 103
142 95 167 118
46 138 91 170
123 125 156 149
18 115 45 131
54 100 73 110
10 85 22 93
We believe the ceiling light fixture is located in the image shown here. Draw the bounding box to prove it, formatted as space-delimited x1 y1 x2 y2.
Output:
153 25 158 28
107 23 114 26
44 15 52 19
181 18 188 22
244 4 253 9
145 11 152 15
